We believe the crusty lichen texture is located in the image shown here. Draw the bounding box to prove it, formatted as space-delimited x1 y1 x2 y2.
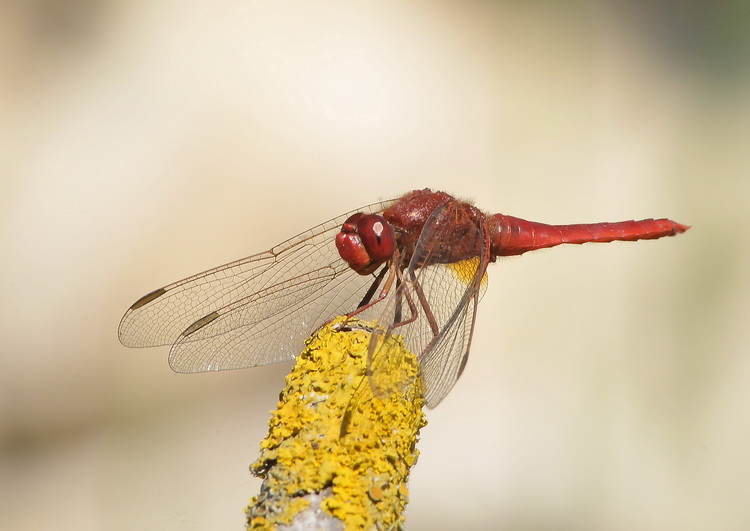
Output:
246 317 427 530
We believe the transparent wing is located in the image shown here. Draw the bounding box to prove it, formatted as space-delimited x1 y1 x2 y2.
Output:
368 201 490 408
118 199 394 372
414 260 486 407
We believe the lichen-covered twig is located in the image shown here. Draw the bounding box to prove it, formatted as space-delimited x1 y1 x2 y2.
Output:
246 317 427 530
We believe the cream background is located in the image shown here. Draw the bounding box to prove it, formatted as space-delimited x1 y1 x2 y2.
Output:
1 2 746 529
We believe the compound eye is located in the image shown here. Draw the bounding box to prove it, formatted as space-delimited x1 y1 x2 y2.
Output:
357 214 396 264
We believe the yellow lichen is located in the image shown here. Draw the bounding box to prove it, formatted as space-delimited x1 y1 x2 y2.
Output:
245 317 426 530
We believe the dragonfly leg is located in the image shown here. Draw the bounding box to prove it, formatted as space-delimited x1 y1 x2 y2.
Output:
387 268 439 337
346 248 409 320
356 265 389 309
409 269 439 337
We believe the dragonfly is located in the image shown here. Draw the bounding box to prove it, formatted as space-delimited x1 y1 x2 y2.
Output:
119 188 688 407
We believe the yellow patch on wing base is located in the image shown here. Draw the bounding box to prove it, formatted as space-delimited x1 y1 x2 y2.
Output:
246 317 426 530
445 256 487 287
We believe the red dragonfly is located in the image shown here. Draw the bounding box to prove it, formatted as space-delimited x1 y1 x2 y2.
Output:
119 189 688 407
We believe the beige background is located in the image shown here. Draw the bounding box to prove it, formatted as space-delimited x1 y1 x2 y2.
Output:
1 2 746 529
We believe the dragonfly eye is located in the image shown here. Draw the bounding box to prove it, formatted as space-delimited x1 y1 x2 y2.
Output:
357 214 396 264
336 213 395 275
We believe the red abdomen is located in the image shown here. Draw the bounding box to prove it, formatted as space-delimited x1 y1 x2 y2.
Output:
489 214 689 257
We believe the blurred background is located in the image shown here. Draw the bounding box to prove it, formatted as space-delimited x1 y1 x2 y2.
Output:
1 1 747 529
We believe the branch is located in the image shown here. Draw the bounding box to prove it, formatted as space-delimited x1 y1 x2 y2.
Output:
246 317 427 530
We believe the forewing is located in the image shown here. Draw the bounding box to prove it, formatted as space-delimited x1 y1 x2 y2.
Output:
119 199 393 371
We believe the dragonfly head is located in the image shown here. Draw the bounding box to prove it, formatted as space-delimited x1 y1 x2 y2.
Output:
336 213 396 275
